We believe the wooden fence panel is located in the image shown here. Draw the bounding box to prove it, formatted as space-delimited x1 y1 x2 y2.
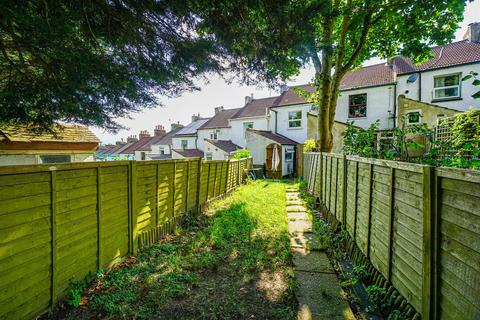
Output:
355 162 370 254
304 153 480 320
437 172 480 320
0 157 251 320
369 164 391 278
99 165 129 268
0 172 52 320
391 169 423 312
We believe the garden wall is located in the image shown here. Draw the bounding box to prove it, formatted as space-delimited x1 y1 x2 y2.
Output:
303 152 479 320
0 157 251 319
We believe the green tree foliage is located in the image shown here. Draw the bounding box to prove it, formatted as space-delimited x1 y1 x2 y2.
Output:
462 71 480 100
343 121 380 158
0 1 221 132
232 148 251 159
303 139 317 152
195 0 467 151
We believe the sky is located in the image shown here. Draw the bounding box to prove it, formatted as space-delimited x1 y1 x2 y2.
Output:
93 1 480 144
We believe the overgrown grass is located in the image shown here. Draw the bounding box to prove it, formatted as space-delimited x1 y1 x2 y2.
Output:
52 180 296 320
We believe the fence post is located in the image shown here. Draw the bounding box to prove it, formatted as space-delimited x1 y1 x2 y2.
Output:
366 163 373 259
224 160 230 193
156 162 159 226
319 153 323 205
50 169 57 308
422 166 436 320
195 158 202 213
185 160 190 213
131 161 138 254
387 167 395 282
353 161 359 241
172 160 177 219
97 166 102 269
342 155 347 227
334 157 339 218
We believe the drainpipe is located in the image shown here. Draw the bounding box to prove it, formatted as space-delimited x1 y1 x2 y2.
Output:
393 83 397 128
271 109 278 134
418 72 422 102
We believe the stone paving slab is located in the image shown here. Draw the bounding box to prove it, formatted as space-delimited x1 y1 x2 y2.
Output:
292 248 334 273
295 271 356 320
287 212 310 220
287 200 303 205
288 219 313 233
286 205 308 212
290 233 326 251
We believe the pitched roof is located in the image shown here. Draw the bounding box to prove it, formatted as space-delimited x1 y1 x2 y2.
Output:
139 127 183 150
205 139 241 153
232 97 278 118
172 149 204 158
392 40 480 74
0 124 99 143
120 137 153 154
200 108 241 129
175 118 210 136
340 63 395 90
271 85 314 107
247 129 298 145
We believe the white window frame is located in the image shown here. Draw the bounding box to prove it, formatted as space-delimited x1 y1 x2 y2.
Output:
243 122 254 138
405 110 422 125
288 111 302 129
181 140 188 149
206 152 213 161
159 147 165 155
433 73 461 100
210 129 220 140
348 93 367 119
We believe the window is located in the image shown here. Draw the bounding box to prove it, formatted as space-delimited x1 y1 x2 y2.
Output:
348 94 367 118
141 152 146 160
159 147 165 155
285 150 294 161
181 140 188 149
406 110 422 124
40 155 71 164
243 122 253 137
288 111 302 128
210 129 220 140
433 73 461 100
206 152 213 161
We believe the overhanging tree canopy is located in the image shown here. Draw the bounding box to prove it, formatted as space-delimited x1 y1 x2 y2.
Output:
195 0 467 151
0 1 221 132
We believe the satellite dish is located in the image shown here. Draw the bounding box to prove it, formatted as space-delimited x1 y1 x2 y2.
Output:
407 73 418 83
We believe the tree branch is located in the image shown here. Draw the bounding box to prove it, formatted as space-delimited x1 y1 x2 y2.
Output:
341 8 373 74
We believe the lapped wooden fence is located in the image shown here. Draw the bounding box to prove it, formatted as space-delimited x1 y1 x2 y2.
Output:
0 157 251 320
303 152 479 320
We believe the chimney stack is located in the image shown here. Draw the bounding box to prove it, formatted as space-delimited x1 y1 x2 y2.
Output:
214 106 224 115
464 22 480 42
245 94 254 105
154 125 166 136
127 135 138 143
171 121 184 131
138 130 150 139
192 113 201 122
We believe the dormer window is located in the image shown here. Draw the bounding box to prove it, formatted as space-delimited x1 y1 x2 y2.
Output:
433 73 461 100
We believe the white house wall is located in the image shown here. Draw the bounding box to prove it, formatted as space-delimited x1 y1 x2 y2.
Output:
196 127 231 151
150 143 171 155
396 63 480 112
203 141 230 160
336 85 395 130
229 117 270 148
172 136 197 149
272 104 312 143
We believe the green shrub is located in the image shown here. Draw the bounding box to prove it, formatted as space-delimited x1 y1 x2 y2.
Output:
232 148 251 159
303 139 316 152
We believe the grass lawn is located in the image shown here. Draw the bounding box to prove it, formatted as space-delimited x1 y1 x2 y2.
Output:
53 180 296 320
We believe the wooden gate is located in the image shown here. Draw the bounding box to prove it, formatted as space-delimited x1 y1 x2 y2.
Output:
265 143 282 178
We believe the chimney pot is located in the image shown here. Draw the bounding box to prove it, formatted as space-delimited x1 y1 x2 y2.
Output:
245 95 253 105
192 113 201 122
138 130 151 139
214 106 224 114
464 22 480 42
127 135 138 143
171 122 184 131
154 124 166 136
